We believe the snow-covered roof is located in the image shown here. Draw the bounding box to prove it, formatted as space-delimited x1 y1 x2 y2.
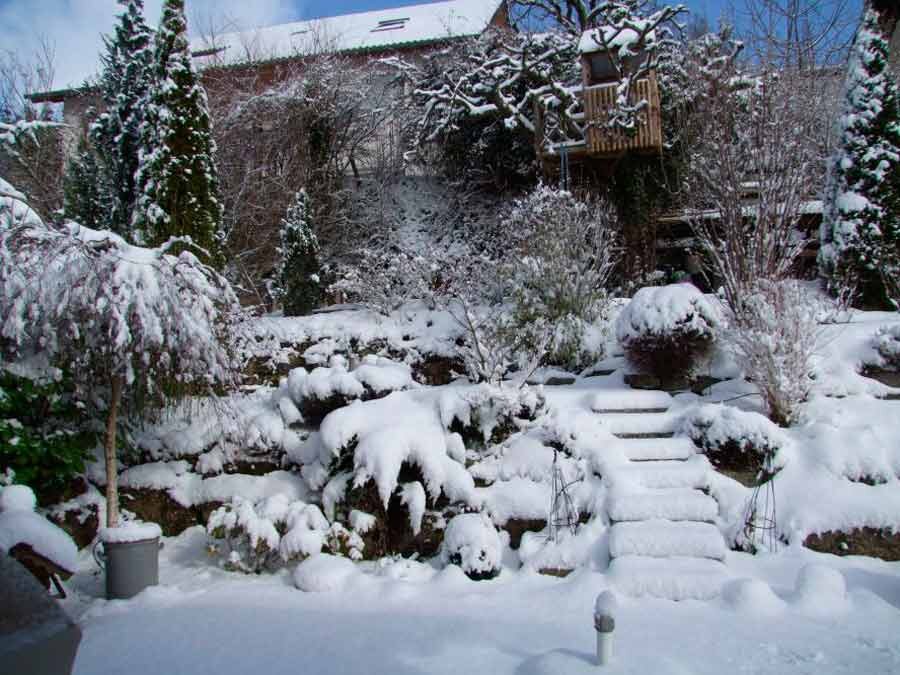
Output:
191 0 505 68
578 25 656 55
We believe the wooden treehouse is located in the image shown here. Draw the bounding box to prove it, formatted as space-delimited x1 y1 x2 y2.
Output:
536 39 663 179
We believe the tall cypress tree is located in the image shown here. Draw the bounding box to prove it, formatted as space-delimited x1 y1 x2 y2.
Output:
63 137 111 228
276 190 322 316
90 0 153 239
132 0 222 256
820 5 900 308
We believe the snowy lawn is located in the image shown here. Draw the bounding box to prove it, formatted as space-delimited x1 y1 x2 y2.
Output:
63 526 900 675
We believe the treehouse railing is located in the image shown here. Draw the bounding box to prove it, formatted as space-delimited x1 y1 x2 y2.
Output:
583 73 662 155
538 72 663 160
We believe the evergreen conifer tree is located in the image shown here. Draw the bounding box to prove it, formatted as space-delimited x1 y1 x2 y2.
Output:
276 190 322 316
62 137 110 228
132 0 222 257
90 0 153 239
820 6 900 308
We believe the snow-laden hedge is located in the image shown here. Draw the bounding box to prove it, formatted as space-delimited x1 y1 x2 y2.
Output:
207 494 334 572
681 404 790 475
616 284 722 379
441 512 502 580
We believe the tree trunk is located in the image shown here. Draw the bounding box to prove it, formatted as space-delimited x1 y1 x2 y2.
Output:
104 376 123 528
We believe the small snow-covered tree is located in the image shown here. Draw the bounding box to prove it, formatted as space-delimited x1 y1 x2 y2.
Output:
133 0 222 256
0 218 238 527
679 62 824 425
682 69 815 316
276 190 322 316
90 0 153 239
820 5 900 309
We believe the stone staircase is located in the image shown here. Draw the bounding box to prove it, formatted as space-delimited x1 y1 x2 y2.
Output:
592 388 731 601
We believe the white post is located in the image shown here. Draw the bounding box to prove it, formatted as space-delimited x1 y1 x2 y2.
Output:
594 591 617 666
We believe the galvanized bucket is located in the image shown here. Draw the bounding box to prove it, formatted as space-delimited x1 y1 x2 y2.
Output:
94 536 160 600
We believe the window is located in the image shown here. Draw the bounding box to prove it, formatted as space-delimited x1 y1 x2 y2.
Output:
371 17 409 33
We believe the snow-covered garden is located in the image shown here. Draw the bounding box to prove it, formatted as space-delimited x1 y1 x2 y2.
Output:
2 0 900 673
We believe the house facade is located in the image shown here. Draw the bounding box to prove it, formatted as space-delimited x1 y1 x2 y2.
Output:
28 0 509 150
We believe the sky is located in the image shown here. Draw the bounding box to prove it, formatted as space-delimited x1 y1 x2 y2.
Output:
0 0 853 91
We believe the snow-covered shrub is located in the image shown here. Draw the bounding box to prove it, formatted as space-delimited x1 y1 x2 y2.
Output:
275 190 322 316
441 384 545 448
873 324 900 370
0 371 94 499
728 280 823 426
441 512 501 580
616 284 721 380
681 404 789 483
206 494 329 573
329 247 440 316
440 187 620 382
820 7 900 309
279 355 415 426
500 185 619 372
294 390 483 559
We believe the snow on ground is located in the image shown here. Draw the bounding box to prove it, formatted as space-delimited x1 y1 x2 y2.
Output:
62 526 900 675
40 304 900 674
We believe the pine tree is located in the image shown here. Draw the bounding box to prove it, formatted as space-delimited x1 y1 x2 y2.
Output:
276 190 322 316
132 0 222 257
62 137 110 228
90 0 153 240
820 6 900 308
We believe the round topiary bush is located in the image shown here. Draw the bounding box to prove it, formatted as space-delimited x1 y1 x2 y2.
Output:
616 284 722 382
441 512 501 581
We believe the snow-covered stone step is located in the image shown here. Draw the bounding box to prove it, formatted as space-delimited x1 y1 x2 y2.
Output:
611 455 711 490
586 356 626 376
614 436 696 461
599 412 678 437
608 520 727 560
607 556 731 601
590 389 673 413
607 488 718 522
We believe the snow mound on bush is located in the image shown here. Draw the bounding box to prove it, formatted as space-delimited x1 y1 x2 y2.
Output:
616 284 722 344
438 384 544 445
681 404 791 465
722 578 786 615
286 355 414 403
0 484 37 512
441 513 502 579
207 494 330 572
304 390 475 508
293 553 359 592
793 565 848 615
0 485 78 571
